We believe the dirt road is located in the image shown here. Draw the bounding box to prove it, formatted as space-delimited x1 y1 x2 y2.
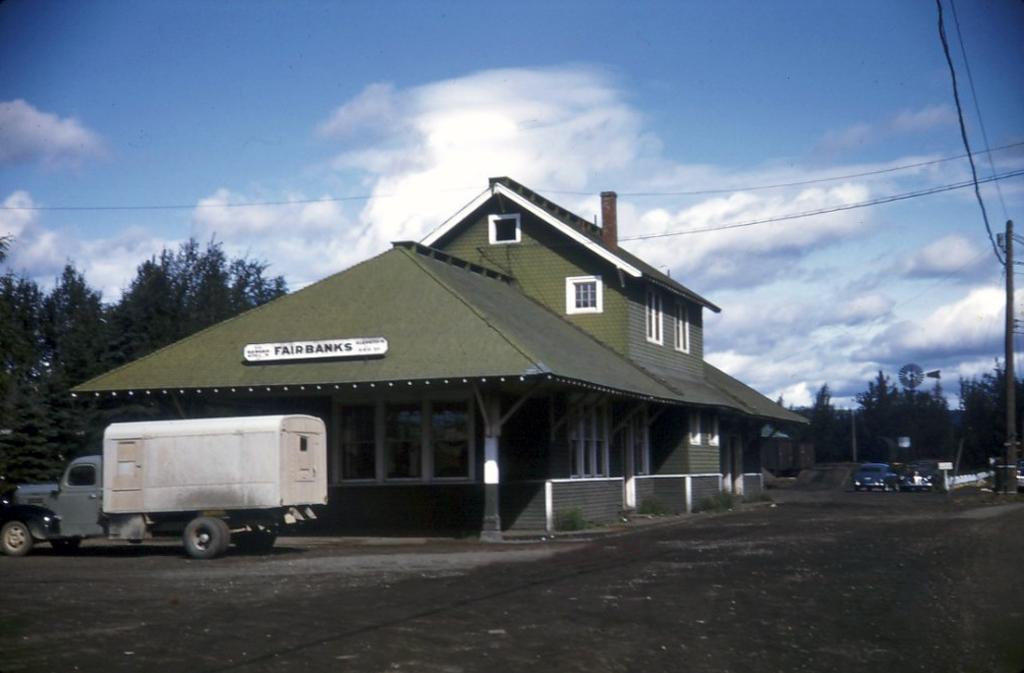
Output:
2 489 1022 673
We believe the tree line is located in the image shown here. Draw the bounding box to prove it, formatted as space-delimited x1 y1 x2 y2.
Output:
0 236 286 486
791 367 1018 470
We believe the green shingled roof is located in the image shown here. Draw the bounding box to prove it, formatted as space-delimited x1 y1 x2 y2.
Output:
75 242 803 426
74 244 680 401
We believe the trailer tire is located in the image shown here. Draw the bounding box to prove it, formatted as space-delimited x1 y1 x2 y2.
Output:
1 520 34 557
183 516 230 559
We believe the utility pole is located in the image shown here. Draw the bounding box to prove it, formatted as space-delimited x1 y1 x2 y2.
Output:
1003 220 1018 494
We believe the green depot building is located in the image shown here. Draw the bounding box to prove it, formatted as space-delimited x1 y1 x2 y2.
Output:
75 177 806 539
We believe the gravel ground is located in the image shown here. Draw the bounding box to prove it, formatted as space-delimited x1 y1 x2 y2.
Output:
1 487 1022 673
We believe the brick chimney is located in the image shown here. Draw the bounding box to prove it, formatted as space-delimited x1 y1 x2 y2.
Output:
600 190 617 250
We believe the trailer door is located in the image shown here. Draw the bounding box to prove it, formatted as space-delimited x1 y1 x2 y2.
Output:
110 439 144 511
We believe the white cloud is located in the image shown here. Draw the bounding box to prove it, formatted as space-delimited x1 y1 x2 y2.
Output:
319 66 650 248
890 104 955 133
191 188 354 287
0 99 105 168
834 293 894 324
860 286 1006 363
813 104 955 156
899 234 986 278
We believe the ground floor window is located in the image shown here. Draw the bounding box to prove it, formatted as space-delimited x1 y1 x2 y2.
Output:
623 406 650 476
340 405 376 479
569 400 609 478
386 403 422 479
431 401 471 478
335 398 474 483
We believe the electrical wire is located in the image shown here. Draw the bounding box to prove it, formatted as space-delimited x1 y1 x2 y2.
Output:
4 142 1022 214
540 141 1024 198
936 0 1003 265
619 168 1024 241
950 0 1010 221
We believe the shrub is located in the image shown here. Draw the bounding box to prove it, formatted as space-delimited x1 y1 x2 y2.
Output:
637 497 668 516
555 508 586 531
697 491 736 513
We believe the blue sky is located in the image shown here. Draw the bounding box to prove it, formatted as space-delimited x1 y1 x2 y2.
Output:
2 1 1022 407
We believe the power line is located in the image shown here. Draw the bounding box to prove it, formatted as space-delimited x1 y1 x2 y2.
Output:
619 168 1024 241
541 141 1024 198
936 0 1003 265
3 141 1022 214
950 0 1010 221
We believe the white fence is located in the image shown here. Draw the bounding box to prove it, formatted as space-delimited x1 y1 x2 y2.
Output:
949 470 992 487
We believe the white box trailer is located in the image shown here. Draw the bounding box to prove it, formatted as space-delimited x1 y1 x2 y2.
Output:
3 415 327 559
103 414 327 514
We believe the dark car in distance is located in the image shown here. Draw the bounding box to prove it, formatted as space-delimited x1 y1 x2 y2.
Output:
853 463 899 492
899 461 938 492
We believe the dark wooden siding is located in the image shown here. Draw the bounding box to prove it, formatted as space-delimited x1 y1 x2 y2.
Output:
501 481 547 531
743 473 763 497
690 475 722 509
551 479 623 526
324 484 482 531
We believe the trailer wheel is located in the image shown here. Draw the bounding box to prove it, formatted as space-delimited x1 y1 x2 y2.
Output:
183 517 231 559
1 520 34 557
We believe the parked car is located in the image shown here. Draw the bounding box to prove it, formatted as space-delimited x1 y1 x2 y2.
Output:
898 461 938 492
1 493 62 556
853 463 899 492
1017 459 1024 493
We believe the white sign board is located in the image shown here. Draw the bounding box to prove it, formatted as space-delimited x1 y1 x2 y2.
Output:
243 337 388 363
938 461 953 471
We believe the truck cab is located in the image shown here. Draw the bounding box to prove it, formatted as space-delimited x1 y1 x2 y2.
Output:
12 455 105 542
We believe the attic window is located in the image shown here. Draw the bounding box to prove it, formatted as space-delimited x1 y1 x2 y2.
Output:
566 276 603 315
488 213 521 244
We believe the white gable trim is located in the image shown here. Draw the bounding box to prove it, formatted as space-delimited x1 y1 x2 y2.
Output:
493 183 642 277
421 188 493 247
420 183 642 278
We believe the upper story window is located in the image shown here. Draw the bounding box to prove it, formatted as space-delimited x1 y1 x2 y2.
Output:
488 213 521 244
674 302 690 353
646 288 663 344
566 276 603 315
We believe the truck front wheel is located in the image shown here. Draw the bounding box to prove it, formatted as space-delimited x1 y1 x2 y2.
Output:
183 517 230 559
1 520 34 557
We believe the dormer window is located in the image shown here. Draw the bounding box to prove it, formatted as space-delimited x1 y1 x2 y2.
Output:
566 276 603 314
488 213 521 244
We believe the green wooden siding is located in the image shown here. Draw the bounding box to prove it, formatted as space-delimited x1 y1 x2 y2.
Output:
625 284 704 379
437 205 630 354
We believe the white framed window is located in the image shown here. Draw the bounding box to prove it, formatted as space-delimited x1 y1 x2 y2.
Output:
674 302 690 352
646 288 663 344
488 213 521 244
630 407 650 476
707 413 720 447
565 276 603 314
689 410 702 445
569 401 610 478
335 398 474 483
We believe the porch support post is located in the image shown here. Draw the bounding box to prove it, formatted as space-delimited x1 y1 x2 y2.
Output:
475 389 503 542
